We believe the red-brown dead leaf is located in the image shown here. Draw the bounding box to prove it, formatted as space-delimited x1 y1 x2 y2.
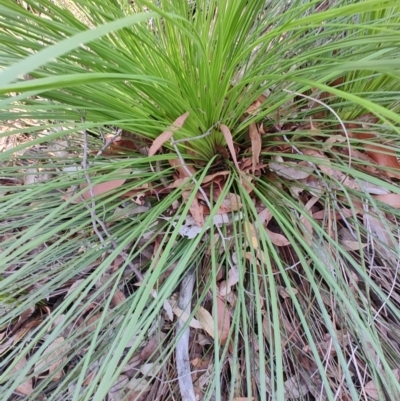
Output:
169 158 196 178
140 333 166 361
167 177 191 189
240 171 255 193
118 183 153 199
364 379 379 400
111 255 125 272
340 146 379 175
11 305 35 333
182 190 204 227
83 371 97 386
218 193 242 213
148 112 189 156
284 376 309 399
357 112 379 126
81 179 126 200
106 135 137 153
299 196 318 245
249 123 261 174
364 143 400 179
219 266 239 298
240 156 253 171
265 228 290 247
352 131 376 140
313 208 355 220
202 171 230 185
374 193 400 208
111 290 126 308
363 369 400 401
82 313 102 332
0 320 42 354
258 207 273 225
220 124 240 171
191 357 211 370
35 337 70 381
246 94 267 115
233 398 254 401
167 170 229 190
13 356 33 396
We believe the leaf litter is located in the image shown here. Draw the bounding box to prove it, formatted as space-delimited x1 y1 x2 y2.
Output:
3 46 400 401
4 102 400 401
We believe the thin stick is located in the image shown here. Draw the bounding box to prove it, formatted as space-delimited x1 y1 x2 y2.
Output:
283 88 352 169
169 127 230 401
175 266 196 401
81 122 144 282
173 123 215 144
96 128 123 157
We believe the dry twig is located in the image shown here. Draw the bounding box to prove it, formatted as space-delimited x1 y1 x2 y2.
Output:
175 266 196 401
81 122 144 282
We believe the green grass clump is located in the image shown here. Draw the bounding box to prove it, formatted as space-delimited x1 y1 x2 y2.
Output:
1 0 400 400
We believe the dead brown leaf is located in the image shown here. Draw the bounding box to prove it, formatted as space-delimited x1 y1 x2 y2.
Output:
82 313 103 332
140 333 166 361
111 290 126 308
109 374 129 400
374 193 400 208
269 156 314 180
218 193 242 213
233 398 254 401
127 377 151 392
266 228 290 247
169 300 203 329
195 306 215 338
249 123 261 174
167 177 191 189
364 214 395 243
182 190 204 227
284 376 309 399
245 94 267 115
105 135 137 153
365 143 400 179
244 221 259 249
324 135 347 146
340 239 367 251
365 369 400 400
203 170 230 182
169 157 196 178
258 207 273 225
220 124 240 171
299 196 318 245
148 112 189 156
364 379 379 400
278 287 298 299
12 356 33 396
219 266 239 296
240 171 255 193
35 337 70 381
10 305 35 333
313 208 355 220
213 297 230 345
167 170 229 191
0 320 42 354
81 179 126 200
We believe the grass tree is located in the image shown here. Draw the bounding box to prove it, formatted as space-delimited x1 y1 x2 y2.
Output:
1 0 400 400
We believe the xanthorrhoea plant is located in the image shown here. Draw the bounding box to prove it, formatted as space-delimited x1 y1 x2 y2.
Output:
1 0 400 400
